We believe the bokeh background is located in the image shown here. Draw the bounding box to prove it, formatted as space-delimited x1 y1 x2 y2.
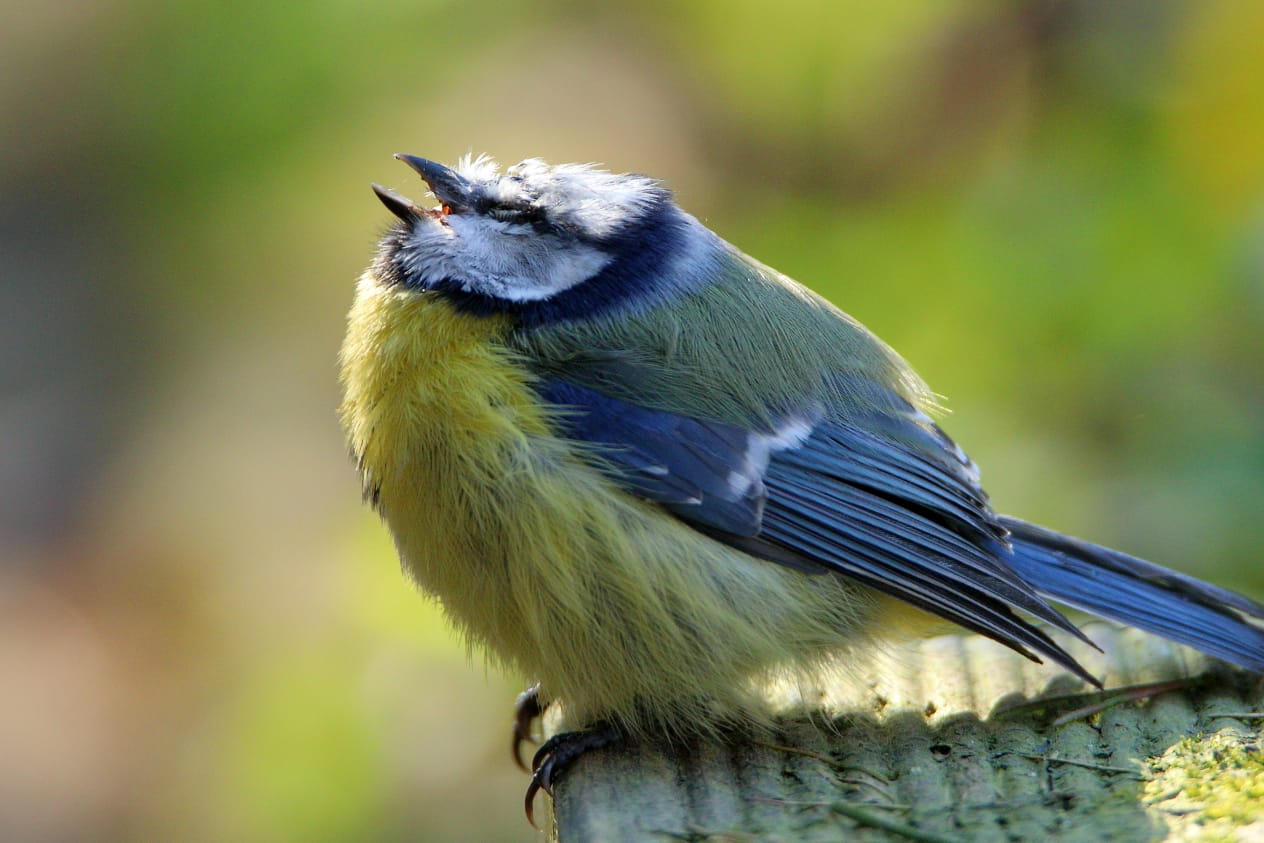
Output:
3 1 1263 840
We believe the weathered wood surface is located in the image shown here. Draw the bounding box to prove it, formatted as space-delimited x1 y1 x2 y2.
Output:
549 623 1264 842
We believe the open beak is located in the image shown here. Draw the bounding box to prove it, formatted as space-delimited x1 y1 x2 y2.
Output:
372 154 474 222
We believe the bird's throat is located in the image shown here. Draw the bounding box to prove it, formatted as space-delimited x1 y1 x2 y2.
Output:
338 273 548 510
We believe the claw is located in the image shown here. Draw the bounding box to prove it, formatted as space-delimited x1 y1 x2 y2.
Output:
522 723 626 828
524 735 564 828
512 684 544 772
524 777 545 828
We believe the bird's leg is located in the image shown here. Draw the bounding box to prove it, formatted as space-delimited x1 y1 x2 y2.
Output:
512 683 545 771
524 721 625 828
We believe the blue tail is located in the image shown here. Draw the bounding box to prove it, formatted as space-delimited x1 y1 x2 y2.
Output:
999 517 1264 672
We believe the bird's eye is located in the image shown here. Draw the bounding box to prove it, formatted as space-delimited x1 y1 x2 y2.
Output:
486 204 540 224
440 204 453 216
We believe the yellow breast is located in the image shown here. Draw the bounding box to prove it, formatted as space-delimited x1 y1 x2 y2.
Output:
339 274 546 628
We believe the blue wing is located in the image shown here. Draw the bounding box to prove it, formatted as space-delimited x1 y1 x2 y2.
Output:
537 380 766 537
536 375 1101 682
537 375 1264 677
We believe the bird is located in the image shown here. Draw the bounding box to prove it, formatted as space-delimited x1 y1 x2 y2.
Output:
339 153 1264 818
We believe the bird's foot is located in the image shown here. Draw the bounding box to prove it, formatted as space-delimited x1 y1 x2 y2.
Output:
524 722 625 828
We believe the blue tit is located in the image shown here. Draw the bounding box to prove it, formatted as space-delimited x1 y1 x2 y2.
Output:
340 153 1264 807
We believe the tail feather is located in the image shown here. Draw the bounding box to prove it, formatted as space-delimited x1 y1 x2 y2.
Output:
999 517 1264 673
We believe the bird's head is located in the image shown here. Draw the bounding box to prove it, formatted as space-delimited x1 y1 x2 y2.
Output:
371 154 716 326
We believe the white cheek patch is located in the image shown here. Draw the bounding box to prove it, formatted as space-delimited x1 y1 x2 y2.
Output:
395 220 459 286
442 216 612 301
488 245 613 302
395 216 612 300
727 416 817 497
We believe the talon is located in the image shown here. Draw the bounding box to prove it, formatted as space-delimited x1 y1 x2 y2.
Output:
512 684 544 772
524 777 544 829
523 748 562 828
518 722 627 826
536 761 556 796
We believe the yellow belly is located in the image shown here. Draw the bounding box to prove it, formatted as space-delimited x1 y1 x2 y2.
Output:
339 274 878 735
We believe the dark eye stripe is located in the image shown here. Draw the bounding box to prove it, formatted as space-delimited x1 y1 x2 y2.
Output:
479 200 545 224
487 207 528 222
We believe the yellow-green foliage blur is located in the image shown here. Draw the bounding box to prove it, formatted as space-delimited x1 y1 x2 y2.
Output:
2 2 1262 841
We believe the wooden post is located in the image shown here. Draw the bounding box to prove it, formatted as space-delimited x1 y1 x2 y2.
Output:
549 623 1264 841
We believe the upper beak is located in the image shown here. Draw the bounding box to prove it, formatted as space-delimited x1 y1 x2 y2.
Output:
394 154 473 210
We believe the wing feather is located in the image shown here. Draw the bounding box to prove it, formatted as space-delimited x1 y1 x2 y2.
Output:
535 375 1098 682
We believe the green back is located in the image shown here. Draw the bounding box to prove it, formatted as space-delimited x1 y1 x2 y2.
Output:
510 247 936 430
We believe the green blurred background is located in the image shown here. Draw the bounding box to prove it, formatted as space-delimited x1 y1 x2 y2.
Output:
3 1 1263 840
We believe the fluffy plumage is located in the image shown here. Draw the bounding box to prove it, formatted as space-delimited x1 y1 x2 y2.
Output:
341 155 1264 739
